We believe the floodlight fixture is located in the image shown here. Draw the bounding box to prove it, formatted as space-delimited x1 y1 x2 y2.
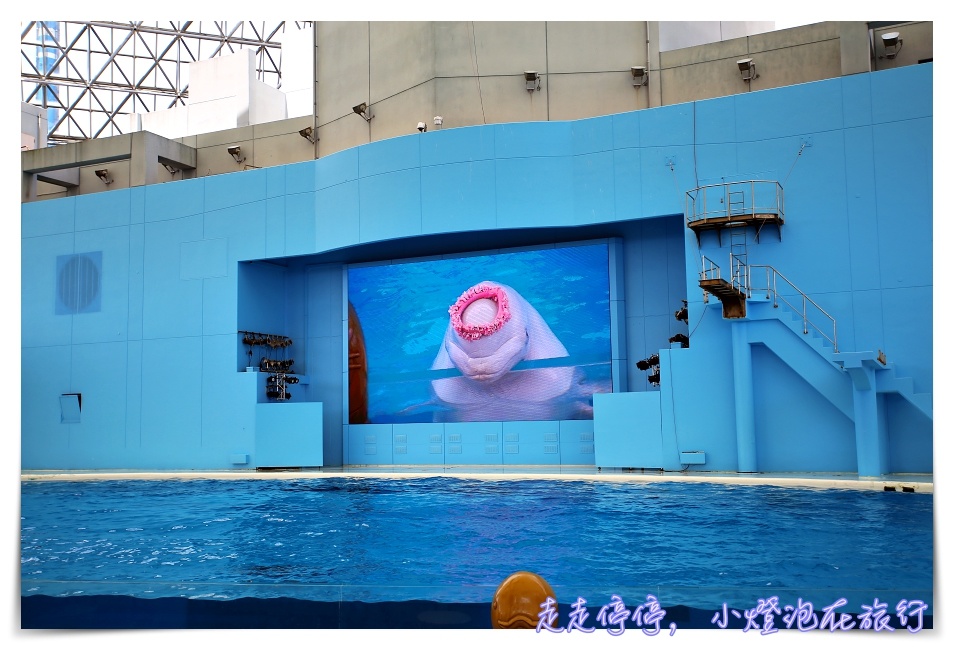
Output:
737 58 758 82
882 32 903 59
299 126 317 143
636 354 660 372
353 102 373 122
631 66 648 87
524 71 541 92
227 146 245 164
94 169 112 185
669 333 689 348
674 300 688 323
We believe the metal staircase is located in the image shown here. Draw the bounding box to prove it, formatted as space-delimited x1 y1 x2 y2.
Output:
747 264 838 352
701 256 931 420
685 179 930 476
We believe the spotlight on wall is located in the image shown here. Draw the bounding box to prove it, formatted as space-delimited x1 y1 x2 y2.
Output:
636 352 661 385
881 31 903 59
299 126 317 143
636 354 660 372
433 115 444 129
631 66 648 87
227 146 245 164
94 169 112 185
674 299 688 323
353 102 373 122
737 58 758 82
524 71 541 92
669 333 689 348
417 122 427 133
161 163 178 175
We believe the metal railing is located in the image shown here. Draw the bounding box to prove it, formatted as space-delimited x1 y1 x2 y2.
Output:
700 254 748 296
700 255 722 282
699 258 837 352
685 180 784 225
747 264 838 352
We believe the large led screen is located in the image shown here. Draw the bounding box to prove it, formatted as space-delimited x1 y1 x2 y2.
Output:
347 243 612 424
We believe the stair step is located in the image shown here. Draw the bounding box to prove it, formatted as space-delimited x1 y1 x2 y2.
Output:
878 374 914 394
910 392 933 415
738 271 931 423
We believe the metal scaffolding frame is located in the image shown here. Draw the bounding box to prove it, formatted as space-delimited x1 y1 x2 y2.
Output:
21 21 308 145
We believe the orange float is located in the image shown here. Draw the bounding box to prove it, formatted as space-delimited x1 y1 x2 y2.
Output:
490 571 557 629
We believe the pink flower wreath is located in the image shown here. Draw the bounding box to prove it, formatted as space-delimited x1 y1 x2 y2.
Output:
448 284 512 341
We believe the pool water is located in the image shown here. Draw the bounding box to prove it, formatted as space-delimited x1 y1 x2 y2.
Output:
20 477 933 629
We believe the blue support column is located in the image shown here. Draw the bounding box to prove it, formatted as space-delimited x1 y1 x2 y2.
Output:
657 349 685 471
731 321 757 472
834 353 890 477
846 363 887 477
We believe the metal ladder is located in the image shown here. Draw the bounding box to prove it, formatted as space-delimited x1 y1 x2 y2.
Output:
729 223 749 296
727 187 749 294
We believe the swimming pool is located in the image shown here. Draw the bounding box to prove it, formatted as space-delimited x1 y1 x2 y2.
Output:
20 476 933 630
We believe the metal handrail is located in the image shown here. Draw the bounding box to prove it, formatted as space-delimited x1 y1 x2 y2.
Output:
699 258 838 352
700 254 749 296
730 253 748 296
747 264 838 352
700 255 722 281
685 180 784 225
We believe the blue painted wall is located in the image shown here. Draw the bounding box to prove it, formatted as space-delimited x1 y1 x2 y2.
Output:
21 65 932 474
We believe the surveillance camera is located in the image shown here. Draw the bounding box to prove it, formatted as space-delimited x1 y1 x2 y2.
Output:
417 122 427 132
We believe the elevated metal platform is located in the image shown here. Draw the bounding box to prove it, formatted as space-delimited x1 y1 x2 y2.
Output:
688 212 784 246
699 277 747 318
685 180 785 246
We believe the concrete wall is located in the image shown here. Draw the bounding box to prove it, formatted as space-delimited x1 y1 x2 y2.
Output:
658 21 775 52
311 21 932 157
658 22 845 105
27 117 318 202
21 63 932 475
24 21 932 202
21 102 47 150
314 21 652 158
139 49 288 140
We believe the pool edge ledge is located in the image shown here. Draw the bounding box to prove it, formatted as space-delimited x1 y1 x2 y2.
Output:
19 469 934 493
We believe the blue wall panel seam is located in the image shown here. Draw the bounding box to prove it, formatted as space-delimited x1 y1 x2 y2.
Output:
125 225 133 348
871 115 933 128
730 127 850 146
68 231 75 358
418 135 424 235
867 125 891 354
839 122 861 347
135 221 143 450
419 156 496 171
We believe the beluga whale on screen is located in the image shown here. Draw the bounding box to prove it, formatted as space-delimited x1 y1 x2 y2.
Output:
430 281 585 421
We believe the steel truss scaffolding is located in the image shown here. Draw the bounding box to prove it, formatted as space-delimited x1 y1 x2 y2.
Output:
21 21 309 145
